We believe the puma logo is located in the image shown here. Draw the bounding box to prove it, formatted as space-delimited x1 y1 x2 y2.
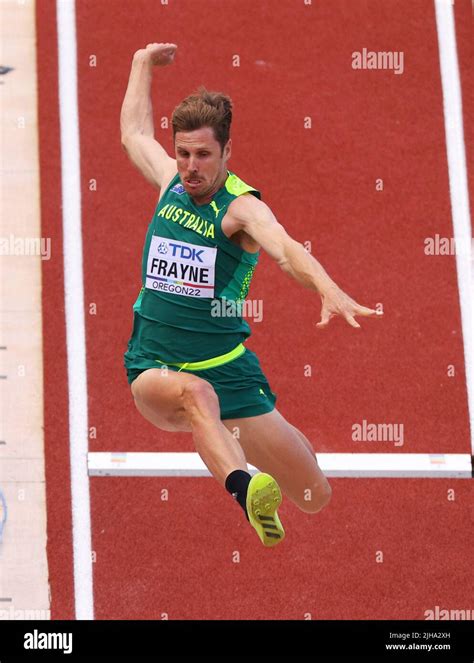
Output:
210 200 223 217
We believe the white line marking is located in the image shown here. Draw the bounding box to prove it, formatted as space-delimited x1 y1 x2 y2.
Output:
57 0 94 620
435 0 473 452
88 452 472 478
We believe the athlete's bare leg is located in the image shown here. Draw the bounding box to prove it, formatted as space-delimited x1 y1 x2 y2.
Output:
131 368 247 485
222 409 331 513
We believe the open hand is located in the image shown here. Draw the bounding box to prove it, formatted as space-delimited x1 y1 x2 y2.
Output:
316 286 383 329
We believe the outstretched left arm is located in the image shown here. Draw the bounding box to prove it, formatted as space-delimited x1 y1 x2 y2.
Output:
228 194 383 329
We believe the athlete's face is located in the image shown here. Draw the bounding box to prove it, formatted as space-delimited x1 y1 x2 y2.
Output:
175 127 231 203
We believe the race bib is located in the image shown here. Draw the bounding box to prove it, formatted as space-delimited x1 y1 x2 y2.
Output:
146 235 217 298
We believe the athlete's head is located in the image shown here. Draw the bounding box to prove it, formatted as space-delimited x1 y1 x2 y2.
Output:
172 87 232 201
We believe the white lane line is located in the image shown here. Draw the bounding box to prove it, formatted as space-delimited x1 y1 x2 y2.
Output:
56 0 94 620
88 452 473 478
434 0 473 452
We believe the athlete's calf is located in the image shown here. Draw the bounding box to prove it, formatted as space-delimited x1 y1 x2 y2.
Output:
181 378 248 484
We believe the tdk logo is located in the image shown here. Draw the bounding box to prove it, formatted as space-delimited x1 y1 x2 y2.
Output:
169 242 204 262
157 241 168 254
171 184 186 195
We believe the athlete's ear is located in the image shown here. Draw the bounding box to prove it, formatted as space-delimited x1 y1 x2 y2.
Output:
224 139 232 162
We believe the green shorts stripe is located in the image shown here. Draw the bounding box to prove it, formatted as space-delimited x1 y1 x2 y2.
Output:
154 342 246 371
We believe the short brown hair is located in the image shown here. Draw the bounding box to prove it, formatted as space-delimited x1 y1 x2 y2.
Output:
171 86 233 153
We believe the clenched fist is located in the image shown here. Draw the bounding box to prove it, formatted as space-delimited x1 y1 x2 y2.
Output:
133 42 177 66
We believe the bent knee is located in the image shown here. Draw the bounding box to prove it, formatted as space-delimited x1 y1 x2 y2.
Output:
182 378 219 418
298 480 332 514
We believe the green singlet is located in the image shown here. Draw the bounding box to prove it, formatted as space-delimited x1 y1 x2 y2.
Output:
124 170 277 419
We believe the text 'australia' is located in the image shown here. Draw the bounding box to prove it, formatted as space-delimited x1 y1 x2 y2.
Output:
157 204 215 238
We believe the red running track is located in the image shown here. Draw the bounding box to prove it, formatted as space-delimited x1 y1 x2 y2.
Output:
37 0 473 619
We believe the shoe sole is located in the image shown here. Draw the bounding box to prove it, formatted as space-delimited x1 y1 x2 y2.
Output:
246 472 285 547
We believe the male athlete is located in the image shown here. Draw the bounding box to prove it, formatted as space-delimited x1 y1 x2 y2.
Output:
121 43 382 547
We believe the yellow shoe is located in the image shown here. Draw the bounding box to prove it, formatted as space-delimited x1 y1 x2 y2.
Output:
246 472 285 547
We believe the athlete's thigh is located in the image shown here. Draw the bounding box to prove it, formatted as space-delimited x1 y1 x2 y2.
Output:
222 408 329 509
131 367 201 432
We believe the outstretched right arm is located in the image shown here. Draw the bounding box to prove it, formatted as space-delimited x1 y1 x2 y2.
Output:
120 43 178 190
